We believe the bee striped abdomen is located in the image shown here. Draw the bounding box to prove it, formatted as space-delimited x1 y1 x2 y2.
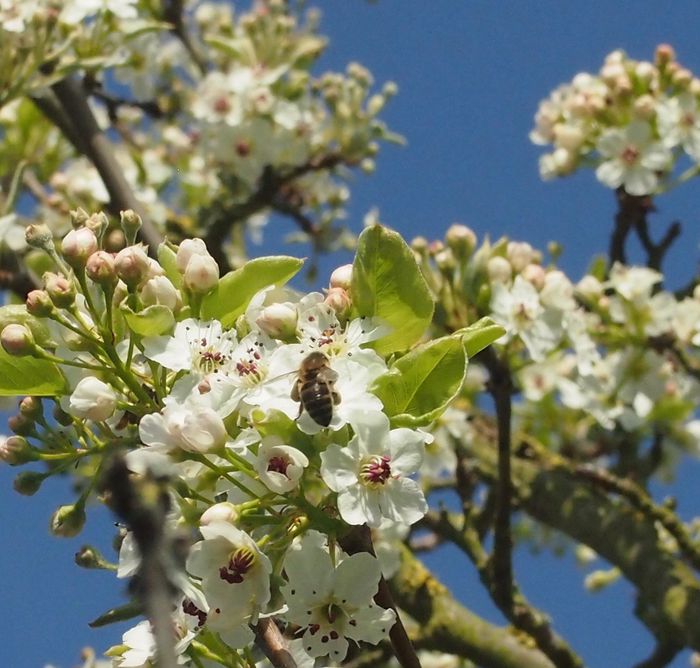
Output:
299 378 333 426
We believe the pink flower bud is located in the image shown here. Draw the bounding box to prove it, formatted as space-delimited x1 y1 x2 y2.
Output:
1 324 35 356
86 251 117 286
183 254 219 294
487 256 512 284
521 263 546 289
329 264 353 290
8 413 34 436
655 44 676 67
62 228 98 269
0 436 36 465
200 502 239 526
44 272 76 307
255 302 298 339
176 238 209 273
19 396 42 420
140 275 182 311
324 287 352 320
115 245 150 287
26 289 54 317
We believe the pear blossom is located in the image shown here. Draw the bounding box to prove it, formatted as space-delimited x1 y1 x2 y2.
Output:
656 92 700 159
255 437 309 494
282 532 395 659
142 319 237 377
66 376 118 422
595 121 671 195
320 411 428 527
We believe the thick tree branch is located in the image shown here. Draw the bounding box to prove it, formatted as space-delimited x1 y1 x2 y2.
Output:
391 545 555 668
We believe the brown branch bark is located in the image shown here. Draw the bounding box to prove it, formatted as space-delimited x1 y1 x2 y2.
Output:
254 618 298 668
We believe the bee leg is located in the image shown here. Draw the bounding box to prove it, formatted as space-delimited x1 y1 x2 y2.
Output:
332 391 341 405
296 402 303 419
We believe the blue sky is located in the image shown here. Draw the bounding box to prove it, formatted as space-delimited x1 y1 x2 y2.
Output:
3 2 700 666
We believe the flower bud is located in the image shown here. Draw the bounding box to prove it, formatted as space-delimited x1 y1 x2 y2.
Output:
521 263 546 289
434 248 456 273
85 212 109 240
115 245 150 287
635 61 656 83
75 545 112 569
86 250 117 286
8 413 35 436
584 567 621 592
487 256 512 284
62 227 98 269
0 435 37 465
13 471 45 496
445 224 477 258
673 67 693 88
200 502 239 526
179 408 227 453
67 376 118 422
1 324 35 356
44 272 76 308
140 276 181 311
50 503 87 537
324 287 352 320
655 44 676 68
329 264 353 290
26 289 54 317
507 241 536 272
19 396 42 420
410 236 428 254
183 254 219 294
576 275 604 299
255 302 298 339
120 209 142 244
176 238 209 273
104 228 126 253
25 223 55 252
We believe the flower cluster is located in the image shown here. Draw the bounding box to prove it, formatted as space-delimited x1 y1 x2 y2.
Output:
0 214 464 667
531 45 700 195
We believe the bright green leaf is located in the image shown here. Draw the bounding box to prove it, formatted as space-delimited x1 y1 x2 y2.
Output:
89 601 142 628
201 256 304 328
352 224 434 355
458 317 506 358
371 334 466 427
156 242 183 288
121 304 175 337
0 347 65 396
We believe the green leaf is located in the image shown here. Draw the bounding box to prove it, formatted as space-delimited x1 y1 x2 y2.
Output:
157 242 182 288
371 333 466 427
0 304 54 347
0 347 65 396
352 224 434 355
89 601 142 628
201 256 304 328
121 304 175 337
459 317 506 358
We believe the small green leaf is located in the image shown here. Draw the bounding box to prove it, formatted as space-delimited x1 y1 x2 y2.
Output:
371 333 466 427
352 224 434 355
459 317 506 358
121 304 175 337
0 347 65 396
89 601 142 628
201 256 304 328
157 242 182 288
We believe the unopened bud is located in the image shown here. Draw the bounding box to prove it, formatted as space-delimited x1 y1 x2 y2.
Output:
410 236 428 254
19 396 42 420
324 287 352 320
44 272 76 308
584 567 621 592
104 228 126 253
1 324 35 356
50 503 87 537
85 212 109 240
434 248 456 273
25 224 54 252
14 470 45 495
176 238 209 273
672 67 693 88
67 376 118 422
8 413 35 436
120 209 142 244
200 502 239 526
75 545 112 569
25 289 54 317
428 240 445 256
115 245 150 287
521 263 546 289
445 224 477 258
487 256 512 284
70 208 90 229
655 44 676 68
329 264 353 290
62 227 98 269
140 275 181 311
635 61 656 83
0 436 36 465
86 251 117 286
183 254 219 294
255 302 298 339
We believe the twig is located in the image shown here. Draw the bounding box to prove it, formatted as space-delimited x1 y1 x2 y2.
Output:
254 618 297 668
634 217 681 272
49 76 163 252
161 0 208 75
608 189 654 270
338 525 422 668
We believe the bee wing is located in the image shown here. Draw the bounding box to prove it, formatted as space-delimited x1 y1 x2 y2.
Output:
318 366 339 383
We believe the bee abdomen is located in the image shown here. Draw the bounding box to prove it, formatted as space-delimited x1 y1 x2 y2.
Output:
300 380 333 427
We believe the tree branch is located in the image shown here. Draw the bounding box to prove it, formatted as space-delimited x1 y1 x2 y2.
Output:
254 618 298 668
608 189 654 269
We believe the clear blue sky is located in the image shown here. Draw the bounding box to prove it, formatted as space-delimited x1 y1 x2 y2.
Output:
3 2 700 666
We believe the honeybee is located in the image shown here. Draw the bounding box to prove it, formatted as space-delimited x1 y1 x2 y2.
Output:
291 351 340 427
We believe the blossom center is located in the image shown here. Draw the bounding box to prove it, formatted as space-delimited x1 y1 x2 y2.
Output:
182 599 207 628
267 455 290 475
219 547 256 584
620 145 640 165
360 455 392 486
